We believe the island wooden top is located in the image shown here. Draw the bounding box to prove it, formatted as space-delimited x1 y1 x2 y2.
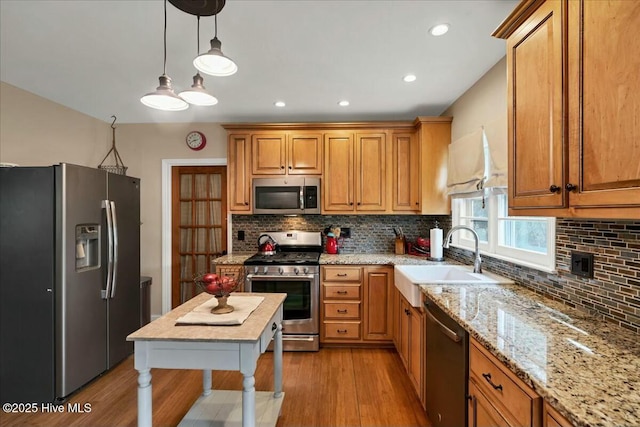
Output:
127 293 286 343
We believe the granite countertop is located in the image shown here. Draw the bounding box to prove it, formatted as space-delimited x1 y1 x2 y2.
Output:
420 283 640 427
213 253 445 266
127 292 286 343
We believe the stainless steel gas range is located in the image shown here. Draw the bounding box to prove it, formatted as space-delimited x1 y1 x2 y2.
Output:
244 231 321 351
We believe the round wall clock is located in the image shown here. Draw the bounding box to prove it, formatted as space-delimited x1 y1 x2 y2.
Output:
186 131 206 151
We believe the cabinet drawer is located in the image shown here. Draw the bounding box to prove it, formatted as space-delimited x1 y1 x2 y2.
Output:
324 302 360 319
323 267 362 282
323 285 361 300
260 307 283 353
323 321 361 339
470 341 540 427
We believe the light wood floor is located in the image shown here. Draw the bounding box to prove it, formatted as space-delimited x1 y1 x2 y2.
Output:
0 348 430 427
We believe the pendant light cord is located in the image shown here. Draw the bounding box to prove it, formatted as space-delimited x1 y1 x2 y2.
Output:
163 0 167 75
197 16 200 55
214 0 218 38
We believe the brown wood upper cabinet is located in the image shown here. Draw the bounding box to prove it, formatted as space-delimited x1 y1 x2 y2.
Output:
323 132 386 213
392 132 421 212
223 118 451 215
494 0 640 219
252 132 322 175
227 134 251 212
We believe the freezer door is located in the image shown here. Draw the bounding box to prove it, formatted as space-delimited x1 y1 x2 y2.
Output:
55 164 108 399
106 173 140 368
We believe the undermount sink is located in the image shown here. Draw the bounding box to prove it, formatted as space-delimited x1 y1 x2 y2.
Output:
394 265 514 307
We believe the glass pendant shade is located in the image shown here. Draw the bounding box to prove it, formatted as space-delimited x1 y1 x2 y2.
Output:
179 73 218 106
193 37 238 76
141 75 189 111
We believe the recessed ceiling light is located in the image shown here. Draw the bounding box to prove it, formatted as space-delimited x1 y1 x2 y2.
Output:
338 100 350 107
403 74 417 83
429 23 450 36
274 101 286 107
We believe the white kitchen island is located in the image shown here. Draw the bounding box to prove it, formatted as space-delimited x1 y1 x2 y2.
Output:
127 292 286 427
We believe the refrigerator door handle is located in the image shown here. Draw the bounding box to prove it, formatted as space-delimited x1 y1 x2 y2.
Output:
101 199 114 300
110 201 118 298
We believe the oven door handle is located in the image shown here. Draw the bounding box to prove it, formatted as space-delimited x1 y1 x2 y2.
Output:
246 274 316 280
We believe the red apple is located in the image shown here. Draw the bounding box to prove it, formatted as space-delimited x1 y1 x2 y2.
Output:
206 281 222 294
202 273 219 283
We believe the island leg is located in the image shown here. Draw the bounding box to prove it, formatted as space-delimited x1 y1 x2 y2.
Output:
273 323 283 398
242 373 256 427
137 368 152 427
202 370 212 396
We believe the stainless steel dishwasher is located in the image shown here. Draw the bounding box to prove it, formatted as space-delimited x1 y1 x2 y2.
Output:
424 296 469 427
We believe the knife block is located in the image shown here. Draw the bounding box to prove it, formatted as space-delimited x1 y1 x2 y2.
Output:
395 238 405 255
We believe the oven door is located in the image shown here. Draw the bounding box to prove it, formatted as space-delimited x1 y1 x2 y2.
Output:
245 274 318 334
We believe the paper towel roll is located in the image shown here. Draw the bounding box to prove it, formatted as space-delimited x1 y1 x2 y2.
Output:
430 228 443 260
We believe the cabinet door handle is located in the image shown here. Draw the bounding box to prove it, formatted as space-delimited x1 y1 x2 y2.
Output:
336 290 348 295
337 309 348 314
337 273 348 277
280 165 285 169
244 202 249 205
565 183 577 192
337 329 348 334
288 165 292 169
549 185 561 193
349 202 354 206
482 373 503 391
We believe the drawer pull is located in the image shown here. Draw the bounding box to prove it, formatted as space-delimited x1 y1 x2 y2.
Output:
337 329 348 334
337 309 348 314
482 373 503 391
336 290 348 295
337 273 348 277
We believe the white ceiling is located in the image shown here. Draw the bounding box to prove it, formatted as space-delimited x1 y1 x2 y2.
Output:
0 0 517 124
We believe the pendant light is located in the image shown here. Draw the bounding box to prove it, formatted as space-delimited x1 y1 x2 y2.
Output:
179 16 218 106
140 0 189 111
193 6 237 77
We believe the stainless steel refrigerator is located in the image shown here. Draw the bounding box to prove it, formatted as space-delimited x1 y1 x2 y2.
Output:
0 163 140 403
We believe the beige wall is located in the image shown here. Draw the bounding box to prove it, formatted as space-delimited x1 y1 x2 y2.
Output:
443 57 507 140
1 81 227 315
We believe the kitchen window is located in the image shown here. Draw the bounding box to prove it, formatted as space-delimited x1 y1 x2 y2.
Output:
451 190 556 271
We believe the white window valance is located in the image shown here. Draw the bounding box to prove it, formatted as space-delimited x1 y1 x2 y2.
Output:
483 114 508 188
446 128 485 195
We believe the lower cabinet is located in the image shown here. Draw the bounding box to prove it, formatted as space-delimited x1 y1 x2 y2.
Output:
321 265 394 345
214 264 245 292
468 337 542 427
394 287 426 408
543 401 574 427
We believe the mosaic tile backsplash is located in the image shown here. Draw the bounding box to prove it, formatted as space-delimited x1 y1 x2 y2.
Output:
446 219 640 333
231 215 640 332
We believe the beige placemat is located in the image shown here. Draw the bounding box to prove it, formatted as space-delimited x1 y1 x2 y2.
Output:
176 295 265 326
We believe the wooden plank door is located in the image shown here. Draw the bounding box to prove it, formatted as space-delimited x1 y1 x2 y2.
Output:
171 166 227 308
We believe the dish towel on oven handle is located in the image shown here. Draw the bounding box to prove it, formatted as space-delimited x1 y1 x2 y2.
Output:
175 295 265 326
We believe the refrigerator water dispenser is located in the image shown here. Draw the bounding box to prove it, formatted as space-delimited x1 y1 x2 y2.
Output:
76 225 100 270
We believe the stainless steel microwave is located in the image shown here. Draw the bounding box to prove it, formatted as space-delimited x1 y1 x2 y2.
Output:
252 177 321 215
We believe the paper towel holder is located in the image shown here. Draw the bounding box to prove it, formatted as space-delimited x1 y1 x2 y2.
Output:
429 221 445 262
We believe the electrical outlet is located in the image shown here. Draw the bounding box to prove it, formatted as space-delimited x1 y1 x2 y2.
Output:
238 230 245 241
571 251 594 278
341 228 351 238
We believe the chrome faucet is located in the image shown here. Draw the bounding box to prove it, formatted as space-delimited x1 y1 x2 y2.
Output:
443 225 482 274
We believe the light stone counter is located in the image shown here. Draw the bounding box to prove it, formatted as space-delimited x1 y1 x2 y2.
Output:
320 253 445 265
213 253 448 266
420 283 640 427
212 253 253 265
127 292 286 343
